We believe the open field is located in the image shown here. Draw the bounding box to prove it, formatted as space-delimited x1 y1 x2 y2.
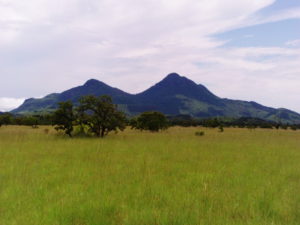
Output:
0 126 300 225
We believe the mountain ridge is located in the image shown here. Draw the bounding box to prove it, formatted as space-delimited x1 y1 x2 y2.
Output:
12 73 300 123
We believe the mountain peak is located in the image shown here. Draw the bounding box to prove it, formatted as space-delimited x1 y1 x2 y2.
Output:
158 73 197 87
162 73 189 82
84 79 101 86
165 73 182 79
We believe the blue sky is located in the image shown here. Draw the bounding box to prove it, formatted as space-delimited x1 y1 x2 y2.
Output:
0 0 300 112
262 0 300 13
217 19 300 47
216 0 300 47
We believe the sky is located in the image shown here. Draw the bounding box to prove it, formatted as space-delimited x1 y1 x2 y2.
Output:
0 0 300 112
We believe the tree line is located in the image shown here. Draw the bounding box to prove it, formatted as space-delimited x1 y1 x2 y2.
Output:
1 95 300 137
0 95 169 137
168 115 300 130
0 113 52 127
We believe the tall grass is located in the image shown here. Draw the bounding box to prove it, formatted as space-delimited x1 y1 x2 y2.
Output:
0 126 300 225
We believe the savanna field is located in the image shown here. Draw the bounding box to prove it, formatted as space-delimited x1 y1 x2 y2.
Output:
0 126 300 225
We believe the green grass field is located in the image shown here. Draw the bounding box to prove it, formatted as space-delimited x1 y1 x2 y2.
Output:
0 126 300 225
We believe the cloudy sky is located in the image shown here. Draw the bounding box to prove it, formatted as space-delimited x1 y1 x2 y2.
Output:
0 0 300 112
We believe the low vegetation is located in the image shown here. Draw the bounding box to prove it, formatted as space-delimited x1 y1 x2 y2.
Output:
0 126 300 225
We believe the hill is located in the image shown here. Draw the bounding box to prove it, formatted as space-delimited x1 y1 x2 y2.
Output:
12 73 300 123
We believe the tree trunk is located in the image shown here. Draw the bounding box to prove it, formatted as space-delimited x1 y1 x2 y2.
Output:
100 128 105 138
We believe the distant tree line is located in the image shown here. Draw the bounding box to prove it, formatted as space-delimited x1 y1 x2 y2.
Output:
167 115 300 130
0 113 52 128
1 95 300 136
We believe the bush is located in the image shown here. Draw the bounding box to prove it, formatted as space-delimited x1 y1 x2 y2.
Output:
290 126 298 131
130 111 169 132
195 131 205 136
218 125 224 132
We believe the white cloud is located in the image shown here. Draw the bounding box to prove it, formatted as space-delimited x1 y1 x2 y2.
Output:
0 0 300 112
0 97 25 112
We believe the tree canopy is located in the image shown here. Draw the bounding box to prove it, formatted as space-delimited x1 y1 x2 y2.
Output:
77 95 126 137
52 101 75 137
51 95 126 138
131 111 169 132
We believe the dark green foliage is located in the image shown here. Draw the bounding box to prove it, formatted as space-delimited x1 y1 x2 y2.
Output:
23 116 39 128
0 113 13 126
52 101 75 137
168 114 200 127
131 111 169 132
290 125 298 131
15 114 52 126
218 125 224 132
167 116 300 130
77 95 126 137
225 117 276 129
202 118 221 128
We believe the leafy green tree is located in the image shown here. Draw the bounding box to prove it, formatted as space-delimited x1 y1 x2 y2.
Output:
0 113 13 126
131 111 169 132
202 118 220 128
22 116 39 128
218 125 224 132
52 101 75 137
77 95 126 137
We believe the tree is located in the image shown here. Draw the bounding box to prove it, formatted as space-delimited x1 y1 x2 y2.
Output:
77 95 126 137
23 116 39 128
218 125 224 132
52 101 75 137
130 111 169 132
202 118 220 128
0 113 13 126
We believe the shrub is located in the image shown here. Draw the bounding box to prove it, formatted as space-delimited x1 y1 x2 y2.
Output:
44 128 49 134
130 111 169 132
218 125 224 132
290 126 298 131
195 131 205 136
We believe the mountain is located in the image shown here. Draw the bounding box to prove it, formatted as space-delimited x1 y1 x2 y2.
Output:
12 73 300 123
13 79 134 114
130 73 223 115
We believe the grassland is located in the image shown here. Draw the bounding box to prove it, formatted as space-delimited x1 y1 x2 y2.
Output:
0 126 300 225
